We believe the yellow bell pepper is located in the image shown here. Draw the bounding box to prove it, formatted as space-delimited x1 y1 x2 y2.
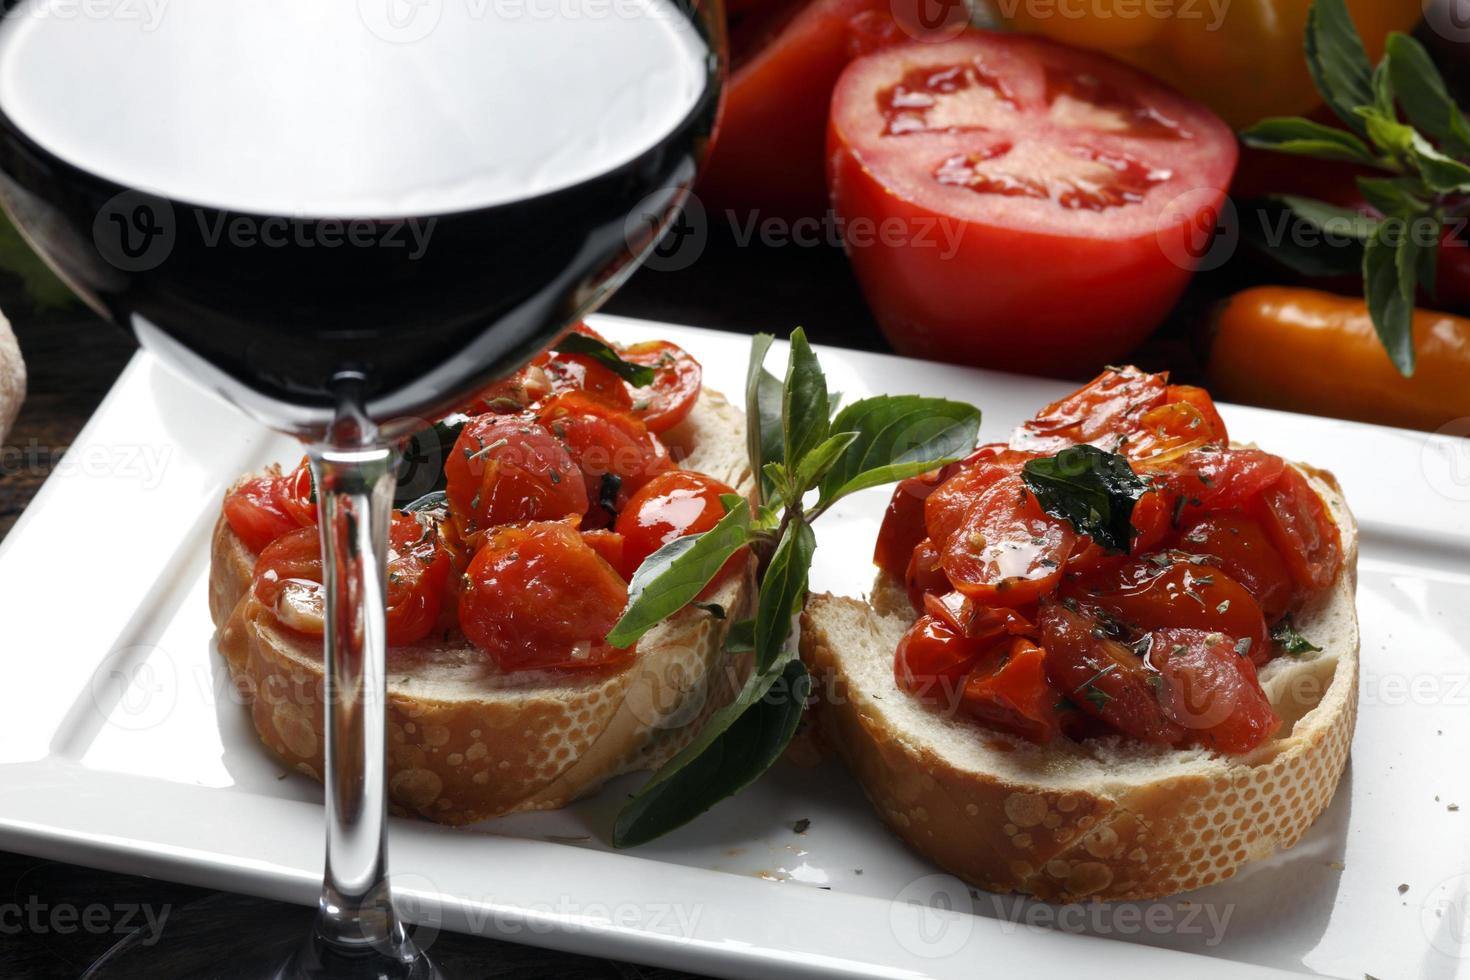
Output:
987 0 1423 128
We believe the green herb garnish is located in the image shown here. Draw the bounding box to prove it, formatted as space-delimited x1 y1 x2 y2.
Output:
1021 445 1149 553
1241 0 1470 377
554 332 656 386
1272 616 1323 656
606 329 981 847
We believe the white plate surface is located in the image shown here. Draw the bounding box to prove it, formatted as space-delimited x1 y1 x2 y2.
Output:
1 316 1467 980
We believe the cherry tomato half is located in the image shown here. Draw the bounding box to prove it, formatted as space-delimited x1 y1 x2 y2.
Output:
614 470 738 579
1011 366 1169 454
621 341 702 434
538 392 671 525
937 476 1074 608
1177 514 1295 623
874 471 942 581
894 614 988 702
1254 465 1343 595
1151 627 1279 755
223 458 316 553
960 637 1066 745
444 413 589 534
458 521 632 672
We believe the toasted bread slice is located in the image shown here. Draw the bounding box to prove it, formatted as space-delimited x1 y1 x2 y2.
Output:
800 463 1358 902
211 388 755 825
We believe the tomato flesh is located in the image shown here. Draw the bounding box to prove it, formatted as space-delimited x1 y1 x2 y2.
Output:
458 521 632 671
224 458 317 554
1177 515 1295 623
874 472 941 580
1254 466 1342 595
828 32 1238 376
538 392 671 525
621 341 702 434
960 638 1066 745
936 475 1074 607
1151 627 1280 754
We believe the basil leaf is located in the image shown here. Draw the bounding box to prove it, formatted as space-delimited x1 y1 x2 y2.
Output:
553 332 656 387
1305 0 1375 137
1363 220 1420 377
1240 117 1381 166
1243 199 1365 277
1272 616 1323 656
1279 194 1380 239
1386 32 1470 158
782 328 829 472
793 430 859 492
606 502 752 647
1370 57 1395 118
1407 134 1470 194
395 417 465 506
1358 106 1417 159
1355 176 1431 219
753 518 816 673
1021 445 1148 553
724 618 755 654
613 657 810 848
817 396 981 506
745 333 784 505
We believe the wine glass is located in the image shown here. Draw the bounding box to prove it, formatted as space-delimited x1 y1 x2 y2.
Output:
0 0 722 975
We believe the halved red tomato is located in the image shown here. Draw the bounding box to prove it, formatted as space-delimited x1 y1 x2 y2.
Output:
1150 627 1280 754
458 521 632 672
537 392 671 525
1254 466 1342 595
1038 602 1184 745
904 538 949 610
828 32 1238 376
614 470 739 579
443 413 589 534
1011 366 1168 453
894 614 987 701
223 458 316 553
959 637 1066 744
252 513 450 647
1066 555 1269 666
874 471 942 580
1176 514 1295 623
935 475 1073 607
621 341 702 434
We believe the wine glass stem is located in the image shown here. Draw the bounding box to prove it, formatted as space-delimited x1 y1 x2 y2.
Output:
304 415 415 971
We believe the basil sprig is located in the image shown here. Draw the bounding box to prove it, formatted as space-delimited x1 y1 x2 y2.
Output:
1021 445 1149 553
606 329 981 847
553 332 656 386
1241 0 1470 377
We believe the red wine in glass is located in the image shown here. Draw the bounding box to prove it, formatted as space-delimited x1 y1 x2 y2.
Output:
0 0 721 975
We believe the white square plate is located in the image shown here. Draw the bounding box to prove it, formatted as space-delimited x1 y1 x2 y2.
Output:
1 316 1467 980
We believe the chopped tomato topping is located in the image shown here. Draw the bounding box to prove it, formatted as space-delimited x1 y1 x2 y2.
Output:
1254 466 1343 595
1176 515 1295 623
1151 628 1280 754
875 472 942 580
959 638 1066 745
443 413 588 534
1010 366 1168 453
538 391 671 526
936 475 1074 608
621 340 703 434
614 470 739 580
223 457 316 553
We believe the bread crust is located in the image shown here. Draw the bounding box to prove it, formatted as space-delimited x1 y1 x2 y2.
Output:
800 463 1359 902
211 388 756 825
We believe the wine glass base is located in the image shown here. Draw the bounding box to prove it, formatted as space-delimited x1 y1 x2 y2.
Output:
79 891 493 979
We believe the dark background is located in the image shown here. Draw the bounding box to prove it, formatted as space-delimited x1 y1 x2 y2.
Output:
2 18 1468 980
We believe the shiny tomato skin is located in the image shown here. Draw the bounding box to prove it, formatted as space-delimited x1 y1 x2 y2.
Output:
1012 367 1168 453
542 352 635 411
580 529 626 577
272 458 318 528
458 521 632 672
537 392 671 523
1177 514 1295 623
922 590 1033 641
253 515 450 646
1167 385 1228 444
1146 447 1286 529
905 538 950 611
937 476 1073 608
614 470 738 578
1254 465 1342 595
1039 602 1185 745
960 638 1065 744
894 615 989 703
444 414 589 534
621 341 702 434
1151 627 1280 754
224 476 303 554
1069 556 1269 666
874 471 941 580
828 33 1237 377
922 447 1031 549
701 0 891 219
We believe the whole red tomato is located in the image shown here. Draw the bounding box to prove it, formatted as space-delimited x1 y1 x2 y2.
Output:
827 31 1238 376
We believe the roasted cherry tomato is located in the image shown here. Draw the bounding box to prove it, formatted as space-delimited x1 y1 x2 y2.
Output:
224 458 317 553
922 590 1033 642
1254 466 1342 595
960 637 1066 745
1067 556 1270 666
874 471 942 580
443 413 588 534
1146 447 1287 529
921 447 1032 549
894 614 988 701
225 476 303 554
1039 602 1184 745
904 538 950 611
829 33 1237 376
458 521 632 671
1012 367 1169 454
1150 628 1280 754
463 363 553 414
936 476 1074 607
1177 515 1295 623
614 470 739 579
542 351 636 412
538 392 671 525
621 341 702 434
253 514 450 646
580 528 627 578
